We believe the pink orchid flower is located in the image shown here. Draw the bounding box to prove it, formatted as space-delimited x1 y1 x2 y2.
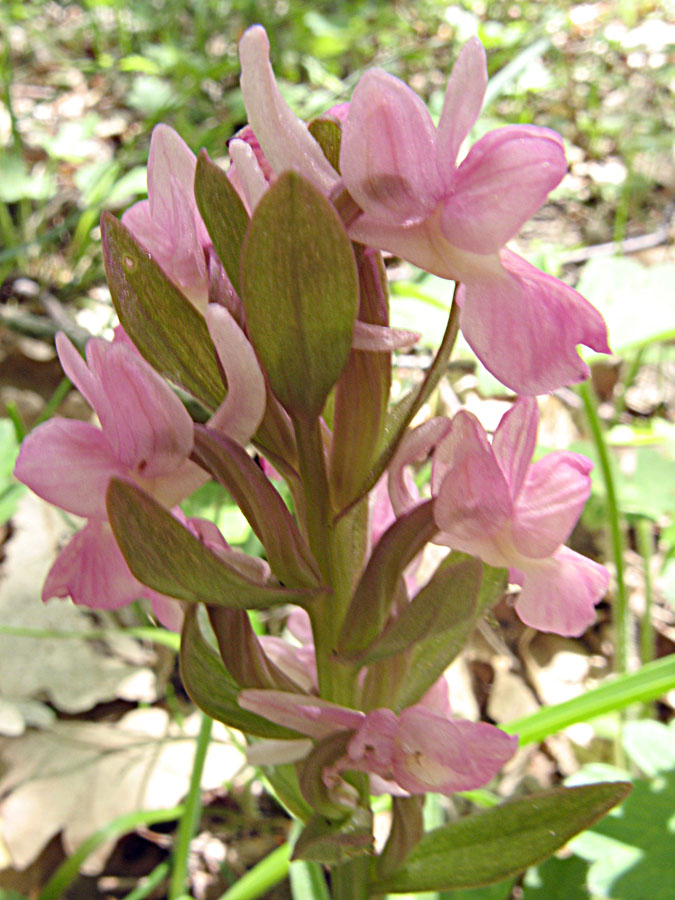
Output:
237 26 610 395
239 688 517 797
390 398 609 637
14 307 266 628
122 124 213 312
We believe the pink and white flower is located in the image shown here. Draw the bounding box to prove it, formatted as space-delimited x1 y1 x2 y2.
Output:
236 25 610 395
390 397 610 636
239 688 517 796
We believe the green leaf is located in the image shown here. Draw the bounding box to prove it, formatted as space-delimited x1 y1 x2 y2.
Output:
180 606 299 739
336 501 438 658
353 555 483 667
621 719 675 777
371 783 631 895
568 770 675 900
193 426 320 589
293 809 374 865
240 171 359 419
194 150 249 297
106 479 318 609
392 559 507 712
101 212 224 410
502 654 675 745
520 855 589 900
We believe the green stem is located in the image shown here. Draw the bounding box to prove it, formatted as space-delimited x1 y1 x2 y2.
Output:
636 517 654 666
0 623 180 651
217 842 291 900
578 379 628 674
331 856 372 900
168 713 213 900
123 860 171 900
294 414 333 580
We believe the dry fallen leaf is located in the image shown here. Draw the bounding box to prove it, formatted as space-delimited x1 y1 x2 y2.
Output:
0 493 159 730
0 708 246 873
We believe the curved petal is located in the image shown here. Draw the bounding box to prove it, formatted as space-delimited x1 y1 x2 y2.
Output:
512 451 593 557
441 125 567 253
147 124 198 221
87 341 194 478
352 321 420 351
388 418 451 516
347 209 495 284
55 332 102 413
238 25 337 193
393 708 516 794
513 546 609 637
433 411 512 563
347 708 398 779
229 138 269 212
258 636 317 692
149 594 184 631
341 69 441 225
238 689 364 739
492 396 539 496
206 304 266 445
14 418 126 519
42 520 145 609
458 250 611 395
436 37 487 180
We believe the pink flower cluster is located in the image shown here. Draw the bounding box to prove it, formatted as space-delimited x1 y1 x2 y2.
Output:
13 24 612 807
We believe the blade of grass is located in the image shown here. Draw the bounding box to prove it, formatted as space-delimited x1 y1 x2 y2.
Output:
578 380 628 674
217 843 293 900
0 624 180 651
502 654 675 745
168 712 213 900
38 806 184 900
122 859 171 900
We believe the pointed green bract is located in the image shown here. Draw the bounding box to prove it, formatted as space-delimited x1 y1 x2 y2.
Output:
180 607 300 738
347 554 483 667
240 171 359 419
194 150 249 296
193 425 320 589
392 558 507 712
330 247 392 508
293 809 374 865
101 212 224 410
371 782 632 894
336 500 437 657
106 478 318 609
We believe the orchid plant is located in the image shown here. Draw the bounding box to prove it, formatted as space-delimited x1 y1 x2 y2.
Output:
15 24 630 899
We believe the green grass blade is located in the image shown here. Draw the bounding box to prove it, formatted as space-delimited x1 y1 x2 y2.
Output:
503 655 675 745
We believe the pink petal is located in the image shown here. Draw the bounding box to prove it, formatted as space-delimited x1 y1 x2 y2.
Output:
87 340 194 478
55 332 103 413
347 708 398 779
42 520 146 609
125 124 209 308
258 636 317 691
433 411 512 565
340 69 441 225
238 26 337 193
149 594 184 631
286 608 313 646
229 138 269 212
441 125 567 254
458 250 611 395
206 304 266 445
352 321 420 352
492 397 539 497
389 418 451 516
146 458 209 510
512 546 609 636
512 451 594 557
436 37 487 180
238 690 364 739
393 708 517 794
14 419 127 519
